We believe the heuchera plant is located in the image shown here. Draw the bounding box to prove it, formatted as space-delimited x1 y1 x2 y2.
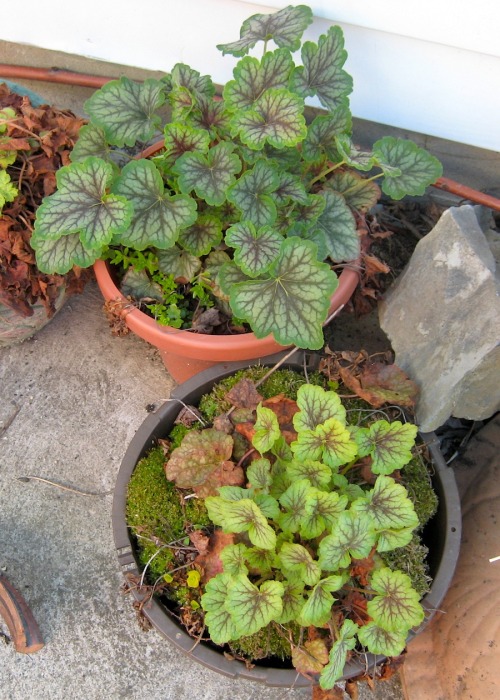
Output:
165 381 425 689
31 4 442 348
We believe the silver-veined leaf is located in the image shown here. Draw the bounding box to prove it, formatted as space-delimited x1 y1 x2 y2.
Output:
231 88 307 150
217 5 313 56
224 49 294 111
314 190 359 262
70 123 112 163
273 171 309 205
162 122 211 167
252 404 281 454
31 233 102 274
157 246 201 282
113 159 198 250
373 136 443 200
174 142 241 206
335 134 376 171
33 158 132 251
302 104 352 163
225 221 282 277
227 159 279 227
84 77 166 147
178 214 223 256
324 170 381 212
228 238 337 350
291 26 353 111
170 62 215 99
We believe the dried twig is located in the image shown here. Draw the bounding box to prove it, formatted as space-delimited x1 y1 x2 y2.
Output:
16 475 112 497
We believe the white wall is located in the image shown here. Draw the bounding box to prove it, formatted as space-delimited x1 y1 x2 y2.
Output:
1 0 499 151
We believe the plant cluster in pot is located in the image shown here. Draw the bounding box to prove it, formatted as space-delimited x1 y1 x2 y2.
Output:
30 4 442 380
114 353 461 692
0 82 90 346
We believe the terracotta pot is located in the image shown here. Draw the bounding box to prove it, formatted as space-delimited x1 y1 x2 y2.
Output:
93 259 359 382
112 355 462 688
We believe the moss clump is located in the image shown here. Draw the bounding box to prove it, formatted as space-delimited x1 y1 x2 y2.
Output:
228 622 299 662
381 536 432 597
126 445 210 581
198 366 326 421
401 452 439 527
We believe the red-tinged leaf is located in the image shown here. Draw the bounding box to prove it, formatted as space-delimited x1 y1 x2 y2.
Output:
165 428 244 495
195 531 235 582
292 638 329 675
226 378 263 410
189 530 210 555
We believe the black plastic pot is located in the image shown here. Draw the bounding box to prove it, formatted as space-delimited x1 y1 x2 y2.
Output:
112 353 461 688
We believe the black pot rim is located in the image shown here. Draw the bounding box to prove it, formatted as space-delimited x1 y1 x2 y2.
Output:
112 354 461 687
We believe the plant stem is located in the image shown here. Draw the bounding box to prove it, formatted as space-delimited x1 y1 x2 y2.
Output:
309 161 345 187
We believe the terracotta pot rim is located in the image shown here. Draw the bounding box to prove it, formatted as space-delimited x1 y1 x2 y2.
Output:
93 259 360 361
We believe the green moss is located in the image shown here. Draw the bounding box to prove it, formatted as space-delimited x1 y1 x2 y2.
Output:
198 366 326 421
228 622 299 662
169 423 190 450
401 453 439 528
380 536 432 597
126 445 210 581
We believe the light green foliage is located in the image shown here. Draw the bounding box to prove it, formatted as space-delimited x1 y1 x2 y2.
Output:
33 3 442 349
193 380 426 688
0 170 18 212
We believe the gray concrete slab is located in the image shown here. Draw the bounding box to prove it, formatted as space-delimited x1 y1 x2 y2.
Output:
0 282 405 700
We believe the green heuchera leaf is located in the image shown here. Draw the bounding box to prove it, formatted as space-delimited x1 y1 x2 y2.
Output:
253 493 280 519
225 221 282 277
300 489 348 539
353 420 418 475
224 49 294 111
318 510 376 570
201 573 239 644
170 62 215 99
231 88 307 150
69 123 112 163
291 26 353 111
245 547 277 575
189 96 231 137
352 475 419 532
302 104 352 162
335 134 376 172
228 238 337 350
275 580 305 624
357 622 408 657
120 268 163 302
314 190 359 262
319 619 359 689
32 158 132 271
113 159 198 249
178 214 223 256
217 4 313 56
278 542 321 586
157 246 201 281
162 122 211 166
246 458 273 492
324 170 381 212
367 567 425 631
227 159 279 227
286 460 332 490
174 142 241 206
220 543 249 576
30 233 102 274
273 171 309 205
278 480 314 535
297 575 345 627
292 416 358 470
294 384 346 432
0 170 18 211
252 404 281 454
212 498 277 550
84 77 166 147
224 575 284 637
373 136 443 200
